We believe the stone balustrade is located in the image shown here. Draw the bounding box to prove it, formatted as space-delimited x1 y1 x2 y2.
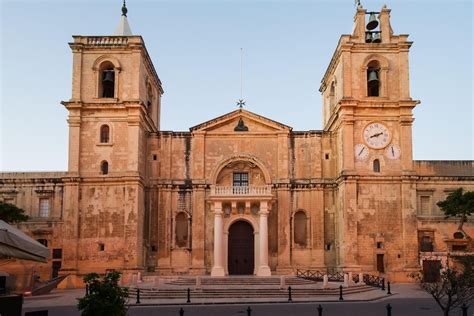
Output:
86 36 129 46
211 185 272 196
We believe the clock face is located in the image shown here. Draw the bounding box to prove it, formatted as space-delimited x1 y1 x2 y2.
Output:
354 144 369 161
363 122 390 149
385 144 401 160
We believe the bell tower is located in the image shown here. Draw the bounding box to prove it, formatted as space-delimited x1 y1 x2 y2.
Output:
62 1 163 177
320 4 419 176
59 1 163 286
320 5 421 275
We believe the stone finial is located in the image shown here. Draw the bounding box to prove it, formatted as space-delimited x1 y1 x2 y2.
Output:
122 0 128 17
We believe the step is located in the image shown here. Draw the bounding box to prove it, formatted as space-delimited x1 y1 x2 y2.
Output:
127 285 377 299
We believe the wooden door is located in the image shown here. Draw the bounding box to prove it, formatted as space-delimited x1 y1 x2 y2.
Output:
423 260 441 282
228 221 254 275
377 254 385 273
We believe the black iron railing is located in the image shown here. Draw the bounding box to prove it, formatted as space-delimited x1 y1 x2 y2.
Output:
296 269 385 288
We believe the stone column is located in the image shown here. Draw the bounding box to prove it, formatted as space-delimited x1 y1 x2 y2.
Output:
211 202 225 276
257 201 271 276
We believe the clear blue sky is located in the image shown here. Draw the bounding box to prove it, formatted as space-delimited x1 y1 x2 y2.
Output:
0 0 472 171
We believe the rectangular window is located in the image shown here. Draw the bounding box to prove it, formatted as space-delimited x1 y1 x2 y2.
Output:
233 173 249 187
420 236 434 252
39 198 50 218
452 245 467 252
420 196 431 215
52 249 62 259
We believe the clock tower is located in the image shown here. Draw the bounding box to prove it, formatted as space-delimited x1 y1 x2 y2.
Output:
320 5 421 276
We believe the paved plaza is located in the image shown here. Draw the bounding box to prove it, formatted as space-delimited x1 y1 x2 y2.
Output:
21 283 473 316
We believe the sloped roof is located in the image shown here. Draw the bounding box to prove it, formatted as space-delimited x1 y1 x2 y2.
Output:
189 109 292 132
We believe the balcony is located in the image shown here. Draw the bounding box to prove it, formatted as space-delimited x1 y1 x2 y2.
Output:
209 185 272 199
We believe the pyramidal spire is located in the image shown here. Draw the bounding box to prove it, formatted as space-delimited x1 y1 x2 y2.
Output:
114 0 133 36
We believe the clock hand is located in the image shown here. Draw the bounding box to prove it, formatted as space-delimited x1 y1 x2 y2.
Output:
358 147 365 156
391 147 395 156
370 132 383 138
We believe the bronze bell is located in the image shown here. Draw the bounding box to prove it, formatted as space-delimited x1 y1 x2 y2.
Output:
371 33 381 43
366 13 379 30
368 70 379 82
365 32 373 43
102 70 115 83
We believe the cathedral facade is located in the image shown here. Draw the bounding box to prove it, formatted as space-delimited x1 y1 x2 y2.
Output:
1 5 473 289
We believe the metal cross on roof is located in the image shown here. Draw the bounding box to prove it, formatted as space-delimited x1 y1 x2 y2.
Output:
237 99 246 108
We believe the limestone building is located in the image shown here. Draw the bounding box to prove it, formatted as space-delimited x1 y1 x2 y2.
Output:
1 4 473 289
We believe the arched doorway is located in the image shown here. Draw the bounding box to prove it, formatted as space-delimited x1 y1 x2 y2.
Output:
228 221 254 275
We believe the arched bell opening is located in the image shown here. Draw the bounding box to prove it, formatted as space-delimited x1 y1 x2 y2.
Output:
367 60 381 97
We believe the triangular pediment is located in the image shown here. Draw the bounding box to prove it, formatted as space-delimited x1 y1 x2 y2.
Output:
190 109 292 133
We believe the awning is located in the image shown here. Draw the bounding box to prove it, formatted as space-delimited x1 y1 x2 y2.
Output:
0 220 49 263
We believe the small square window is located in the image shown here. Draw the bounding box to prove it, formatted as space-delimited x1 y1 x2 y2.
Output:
153 154 157 161
376 242 383 249
325 153 330 160
98 243 105 251
37 239 48 247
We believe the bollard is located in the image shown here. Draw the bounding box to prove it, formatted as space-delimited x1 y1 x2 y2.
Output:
288 286 293 302
322 275 329 289
461 303 468 316
387 281 391 295
280 276 285 289
247 306 252 316
317 304 323 316
136 288 141 304
386 303 392 316
381 278 385 291
85 284 89 296
339 285 343 301
179 307 184 316
343 273 349 288
187 288 191 303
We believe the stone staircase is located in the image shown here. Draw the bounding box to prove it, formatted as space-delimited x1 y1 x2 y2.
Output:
163 276 316 287
129 276 378 300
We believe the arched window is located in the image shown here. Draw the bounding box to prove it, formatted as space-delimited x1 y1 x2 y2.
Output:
99 62 115 98
294 211 307 247
329 82 335 111
147 83 154 109
100 125 110 143
175 212 188 248
373 159 381 172
367 61 380 97
101 161 109 175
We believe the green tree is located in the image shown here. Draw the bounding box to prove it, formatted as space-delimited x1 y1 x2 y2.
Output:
77 272 129 316
414 257 474 316
437 188 474 231
0 202 29 223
